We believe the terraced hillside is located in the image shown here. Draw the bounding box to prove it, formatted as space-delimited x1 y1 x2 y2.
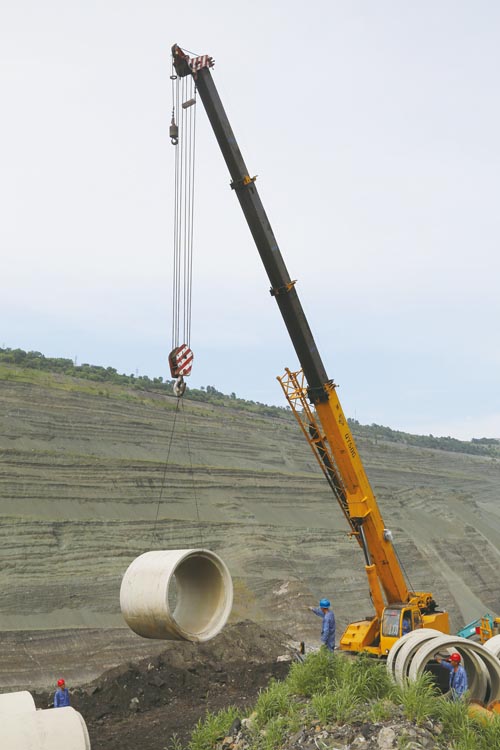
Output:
1 364 500 686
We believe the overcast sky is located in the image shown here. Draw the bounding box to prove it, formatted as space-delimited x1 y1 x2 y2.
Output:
1 1 499 440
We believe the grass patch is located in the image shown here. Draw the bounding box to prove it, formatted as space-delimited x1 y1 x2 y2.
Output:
390 672 439 724
183 652 500 750
188 706 240 750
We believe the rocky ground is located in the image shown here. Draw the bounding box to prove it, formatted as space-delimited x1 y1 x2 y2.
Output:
221 713 444 750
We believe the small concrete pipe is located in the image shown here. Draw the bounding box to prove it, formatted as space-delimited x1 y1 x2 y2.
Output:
0 706 90 750
0 690 36 714
120 549 233 641
408 635 500 703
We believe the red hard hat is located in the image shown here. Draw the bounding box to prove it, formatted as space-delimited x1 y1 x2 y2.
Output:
57 679 65 687
450 652 461 663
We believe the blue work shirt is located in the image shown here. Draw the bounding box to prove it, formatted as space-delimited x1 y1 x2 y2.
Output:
312 607 336 651
440 661 468 699
54 687 70 707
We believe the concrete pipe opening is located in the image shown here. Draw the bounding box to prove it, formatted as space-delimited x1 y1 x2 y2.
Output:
120 549 233 642
408 635 500 703
0 691 36 715
0 706 90 750
387 629 443 683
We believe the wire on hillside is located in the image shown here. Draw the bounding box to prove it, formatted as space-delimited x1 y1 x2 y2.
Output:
152 399 181 545
181 399 204 547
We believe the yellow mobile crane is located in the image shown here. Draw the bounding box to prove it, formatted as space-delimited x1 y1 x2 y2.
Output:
171 45 450 655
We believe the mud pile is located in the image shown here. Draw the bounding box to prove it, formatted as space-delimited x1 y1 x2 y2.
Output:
32 622 295 750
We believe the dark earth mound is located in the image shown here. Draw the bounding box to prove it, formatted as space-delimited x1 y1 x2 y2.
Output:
32 622 295 750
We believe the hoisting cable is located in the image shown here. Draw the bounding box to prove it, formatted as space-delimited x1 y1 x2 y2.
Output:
169 58 196 397
392 541 417 597
152 398 181 544
155 49 202 548
180 398 204 547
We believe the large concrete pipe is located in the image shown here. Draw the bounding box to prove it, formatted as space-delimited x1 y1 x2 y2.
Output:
408 635 500 703
392 633 487 701
0 706 90 750
386 629 443 683
120 549 233 641
0 690 35 714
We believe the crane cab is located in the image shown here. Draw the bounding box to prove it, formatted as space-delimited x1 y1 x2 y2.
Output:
379 604 423 654
340 603 425 656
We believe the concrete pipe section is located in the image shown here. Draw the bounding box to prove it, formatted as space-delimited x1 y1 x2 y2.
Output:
0 690 36 714
386 629 443 683
1 706 90 750
408 635 500 703
120 549 233 641
484 634 500 659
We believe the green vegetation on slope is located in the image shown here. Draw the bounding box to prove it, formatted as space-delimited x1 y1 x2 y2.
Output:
1 347 498 458
183 651 500 750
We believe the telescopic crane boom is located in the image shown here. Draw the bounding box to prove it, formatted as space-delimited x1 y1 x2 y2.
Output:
172 44 449 654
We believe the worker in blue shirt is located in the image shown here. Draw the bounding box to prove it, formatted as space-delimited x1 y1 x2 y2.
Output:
308 598 336 651
436 652 468 700
54 678 71 707
402 615 412 635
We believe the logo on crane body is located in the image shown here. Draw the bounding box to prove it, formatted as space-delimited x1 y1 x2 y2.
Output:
169 345 194 378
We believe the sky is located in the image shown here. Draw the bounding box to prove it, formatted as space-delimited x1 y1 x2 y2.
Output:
1 1 499 440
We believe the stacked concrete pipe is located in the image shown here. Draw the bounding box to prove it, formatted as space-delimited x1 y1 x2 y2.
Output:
388 630 500 704
484 634 500 659
0 690 36 714
0 691 90 750
120 549 233 641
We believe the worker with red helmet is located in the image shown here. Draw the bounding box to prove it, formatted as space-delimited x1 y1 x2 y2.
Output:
436 652 468 700
54 678 70 708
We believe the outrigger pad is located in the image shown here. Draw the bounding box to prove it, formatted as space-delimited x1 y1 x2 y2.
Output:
169 344 194 378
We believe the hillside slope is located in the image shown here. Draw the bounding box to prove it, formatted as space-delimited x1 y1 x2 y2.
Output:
1 364 500 684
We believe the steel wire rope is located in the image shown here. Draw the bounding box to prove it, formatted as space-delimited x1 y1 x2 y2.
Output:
182 76 193 347
180 398 204 547
165 65 202 546
392 540 417 596
152 398 181 544
172 69 181 348
171 66 196 351
182 75 188 346
185 78 196 346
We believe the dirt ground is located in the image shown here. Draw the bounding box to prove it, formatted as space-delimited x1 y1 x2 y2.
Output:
32 621 294 750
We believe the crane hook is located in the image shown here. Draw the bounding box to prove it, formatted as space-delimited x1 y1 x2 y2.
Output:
170 117 179 146
173 376 186 398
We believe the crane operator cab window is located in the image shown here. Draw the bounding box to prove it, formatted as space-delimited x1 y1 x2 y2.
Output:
382 608 415 638
382 609 402 637
401 612 412 635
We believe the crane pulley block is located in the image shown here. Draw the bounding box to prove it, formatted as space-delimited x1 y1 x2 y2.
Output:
169 344 194 378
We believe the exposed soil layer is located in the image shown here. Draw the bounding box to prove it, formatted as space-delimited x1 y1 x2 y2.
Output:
31 621 294 750
2 373 500 644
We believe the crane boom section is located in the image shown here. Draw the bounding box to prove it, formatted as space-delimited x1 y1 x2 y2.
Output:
172 45 411 607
